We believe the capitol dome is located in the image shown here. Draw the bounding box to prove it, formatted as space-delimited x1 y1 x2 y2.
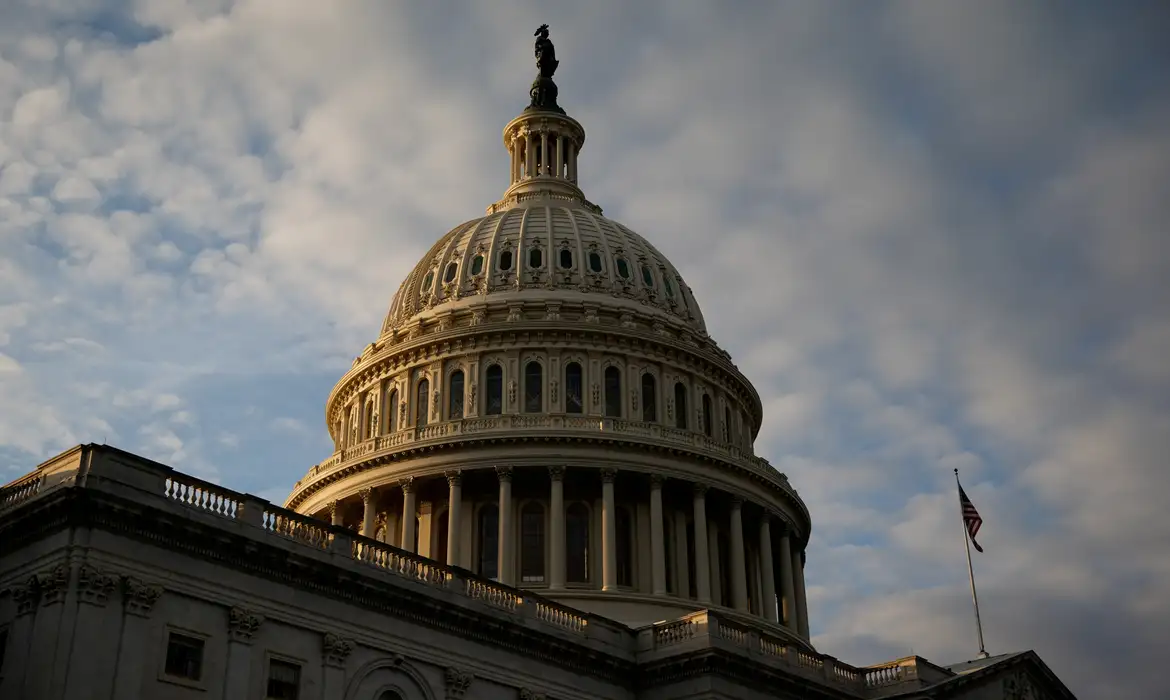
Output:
286 44 812 641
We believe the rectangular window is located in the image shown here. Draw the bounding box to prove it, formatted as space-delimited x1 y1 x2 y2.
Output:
267 659 301 700
164 632 204 681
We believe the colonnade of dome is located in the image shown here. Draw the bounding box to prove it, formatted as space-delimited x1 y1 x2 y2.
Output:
286 55 813 641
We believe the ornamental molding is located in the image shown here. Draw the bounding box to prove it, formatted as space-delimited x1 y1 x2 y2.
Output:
122 575 163 616
444 667 474 699
77 563 118 606
228 605 263 644
519 689 547 700
36 563 69 607
322 632 355 668
13 575 40 616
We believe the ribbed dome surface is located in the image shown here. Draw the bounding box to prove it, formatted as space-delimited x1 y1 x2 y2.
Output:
380 201 708 336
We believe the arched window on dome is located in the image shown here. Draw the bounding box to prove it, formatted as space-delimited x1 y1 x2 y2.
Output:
663 273 676 300
448 370 465 420
604 366 622 418
520 502 545 583
499 249 514 272
444 262 458 284
485 365 503 415
421 270 435 293
641 372 657 422
588 251 604 273
387 388 399 432
477 504 499 579
564 362 583 414
641 264 655 289
471 253 485 275
616 506 634 587
674 382 688 430
566 503 590 583
528 247 544 269
416 378 429 427
379 692 404 700
702 394 713 436
559 248 573 270
615 257 631 279
524 361 543 413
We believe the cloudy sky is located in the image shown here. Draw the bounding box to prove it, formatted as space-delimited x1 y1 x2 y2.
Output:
2 1 1168 696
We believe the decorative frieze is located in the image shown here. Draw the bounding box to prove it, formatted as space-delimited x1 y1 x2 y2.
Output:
37 564 70 607
13 575 39 616
77 564 117 606
228 605 263 644
444 667 474 699
122 576 163 617
322 632 355 668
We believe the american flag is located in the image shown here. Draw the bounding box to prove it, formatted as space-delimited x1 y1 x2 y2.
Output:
958 481 984 553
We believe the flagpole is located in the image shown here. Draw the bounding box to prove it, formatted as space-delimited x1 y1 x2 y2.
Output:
955 468 989 659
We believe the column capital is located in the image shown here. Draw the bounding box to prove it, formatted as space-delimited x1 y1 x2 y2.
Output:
228 605 263 644
399 477 415 493
359 487 375 504
729 496 744 510
445 470 463 486
600 468 617 484
495 465 513 482
328 500 340 516
649 473 666 489
693 482 709 497
548 465 566 481
759 510 772 524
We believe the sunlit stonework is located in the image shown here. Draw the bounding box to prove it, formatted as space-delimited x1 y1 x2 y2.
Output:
0 26 1076 700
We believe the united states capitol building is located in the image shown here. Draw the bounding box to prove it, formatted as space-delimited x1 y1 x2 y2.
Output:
0 28 1074 700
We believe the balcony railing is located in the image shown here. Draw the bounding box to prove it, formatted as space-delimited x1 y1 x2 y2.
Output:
291 415 802 512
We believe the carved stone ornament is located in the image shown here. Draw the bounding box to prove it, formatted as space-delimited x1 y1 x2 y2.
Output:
591 383 600 408
548 465 566 481
469 383 478 406
507 380 517 406
399 402 408 424
445 470 463 487
228 605 263 643
77 564 118 606
549 379 559 404
445 667 474 699
122 576 163 617
322 632 355 668
519 689 547 700
665 398 674 420
13 575 40 616
496 466 514 482
600 469 617 484
37 564 70 607
631 391 639 412
432 390 441 418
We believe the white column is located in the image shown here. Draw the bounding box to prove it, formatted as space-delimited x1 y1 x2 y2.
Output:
601 469 618 591
730 497 748 611
556 135 564 178
672 510 690 598
794 549 810 639
708 524 722 605
778 526 798 631
417 502 433 558
497 467 514 585
549 466 566 589
329 500 344 526
759 513 779 623
400 479 417 553
446 471 462 566
511 137 519 183
568 142 577 182
525 133 535 178
650 475 666 595
360 488 377 539
693 484 711 603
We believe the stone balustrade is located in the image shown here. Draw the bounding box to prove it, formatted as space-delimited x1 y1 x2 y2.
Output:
0 472 43 510
289 415 803 514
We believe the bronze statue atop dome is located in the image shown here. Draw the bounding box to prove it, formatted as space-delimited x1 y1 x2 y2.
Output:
528 24 565 114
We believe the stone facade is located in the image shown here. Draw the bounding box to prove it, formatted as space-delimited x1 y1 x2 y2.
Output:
0 446 1075 699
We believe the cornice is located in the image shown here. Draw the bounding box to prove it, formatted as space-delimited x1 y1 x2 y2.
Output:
636 649 863 699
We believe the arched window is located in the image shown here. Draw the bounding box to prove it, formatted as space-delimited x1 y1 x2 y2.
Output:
641 373 657 422
724 405 733 442
520 502 546 583
616 507 634 587
421 270 434 292
566 503 590 583
674 382 688 429
379 692 404 700
588 251 603 273
416 378 429 427
471 254 484 275
615 258 630 279
499 249 514 272
559 249 573 269
565 362 583 414
663 274 675 300
448 370 465 419
641 264 655 289
604 366 622 418
443 261 458 283
478 504 499 579
524 361 543 413
485 365 503 415
366 398 377 438
528 247 543 269
702 394 713 436
387 388 399 432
